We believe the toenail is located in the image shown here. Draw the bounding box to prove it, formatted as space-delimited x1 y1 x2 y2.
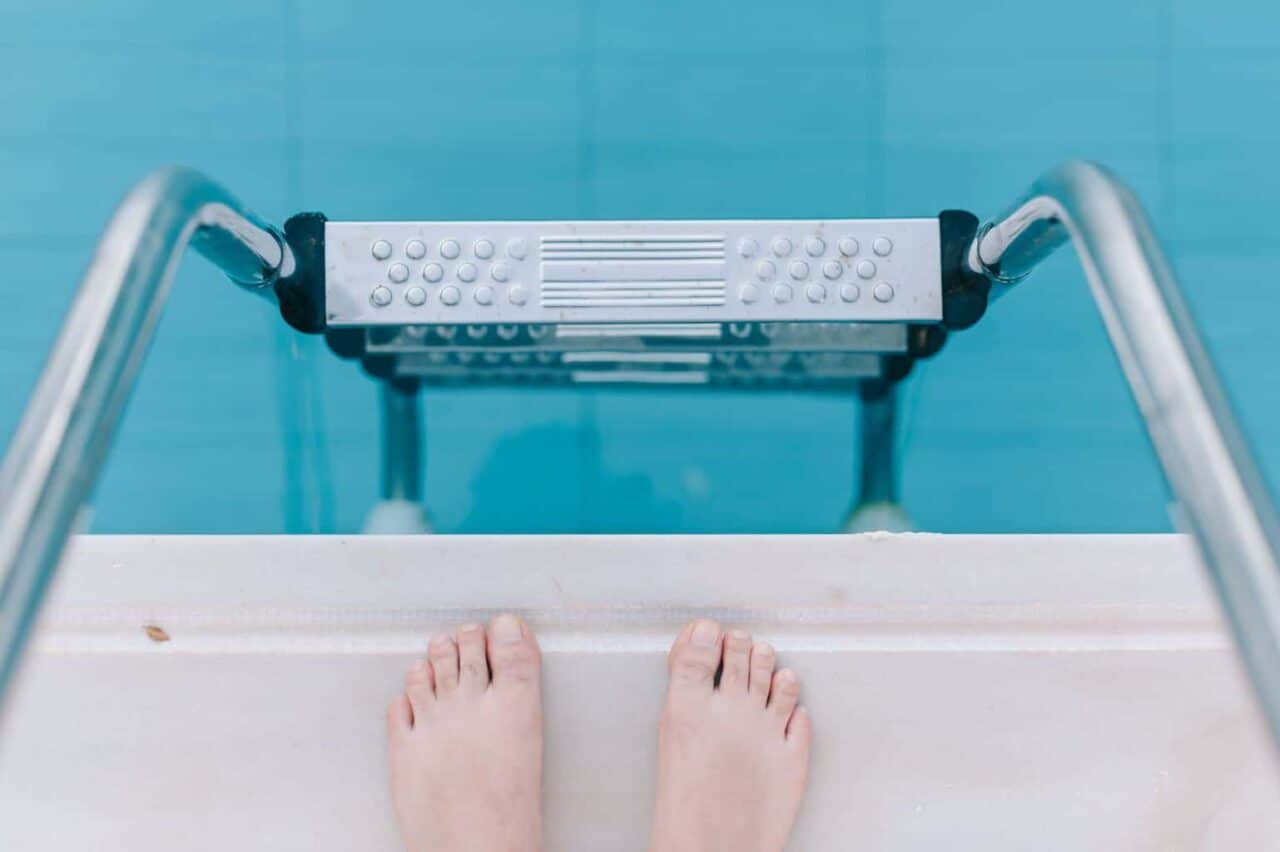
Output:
691 620 720 647
778 668 797 684
491 614 524 644
429 634 453 651
729 629 750 642
755 642 774 657
459 623 482 634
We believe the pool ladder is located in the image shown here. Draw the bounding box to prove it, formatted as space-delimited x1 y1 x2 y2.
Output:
2 162 1280 760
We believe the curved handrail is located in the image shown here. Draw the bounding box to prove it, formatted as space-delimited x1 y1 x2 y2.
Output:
0 167 292 712
971 161 1280 751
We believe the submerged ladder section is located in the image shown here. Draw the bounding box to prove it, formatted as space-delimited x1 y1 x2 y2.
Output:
1 161 1279 762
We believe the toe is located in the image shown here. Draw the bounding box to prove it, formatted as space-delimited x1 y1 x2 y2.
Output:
387 693 413 737
455 623 490 693
718 629 752 694
668 619 722 689
487 613 541 690
665 622 695 672
428 633 459 694
786 705 813 748
748 641 775 706
403 658 435 718
768 667 801 729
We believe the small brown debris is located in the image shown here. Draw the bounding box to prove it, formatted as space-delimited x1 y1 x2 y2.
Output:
143 625 170 643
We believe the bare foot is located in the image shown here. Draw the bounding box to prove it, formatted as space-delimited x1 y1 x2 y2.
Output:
649 619 812 852
387 614 543 852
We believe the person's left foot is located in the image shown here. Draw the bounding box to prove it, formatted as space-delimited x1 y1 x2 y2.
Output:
387 614 544 852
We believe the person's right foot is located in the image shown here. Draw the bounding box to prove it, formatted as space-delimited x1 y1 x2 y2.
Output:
649 619 812 852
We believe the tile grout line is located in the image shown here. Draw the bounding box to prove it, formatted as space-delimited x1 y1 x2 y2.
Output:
285 3 336 534
1159 0 1176 235
576 0 602 532
272 0 321 534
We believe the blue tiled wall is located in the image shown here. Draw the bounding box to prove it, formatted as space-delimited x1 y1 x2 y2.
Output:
1 0 1277 534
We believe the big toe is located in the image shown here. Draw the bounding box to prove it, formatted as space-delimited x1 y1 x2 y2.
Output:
486 613 542 691
667 619 723 693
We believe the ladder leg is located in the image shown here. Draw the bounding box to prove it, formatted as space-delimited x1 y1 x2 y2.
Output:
363 378 431 534
843 382 913 533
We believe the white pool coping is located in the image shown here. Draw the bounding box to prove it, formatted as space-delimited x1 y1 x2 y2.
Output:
1 534 1276 850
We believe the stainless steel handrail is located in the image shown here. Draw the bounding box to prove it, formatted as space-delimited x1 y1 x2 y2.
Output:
0 167 292 712
971 160 1280 750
